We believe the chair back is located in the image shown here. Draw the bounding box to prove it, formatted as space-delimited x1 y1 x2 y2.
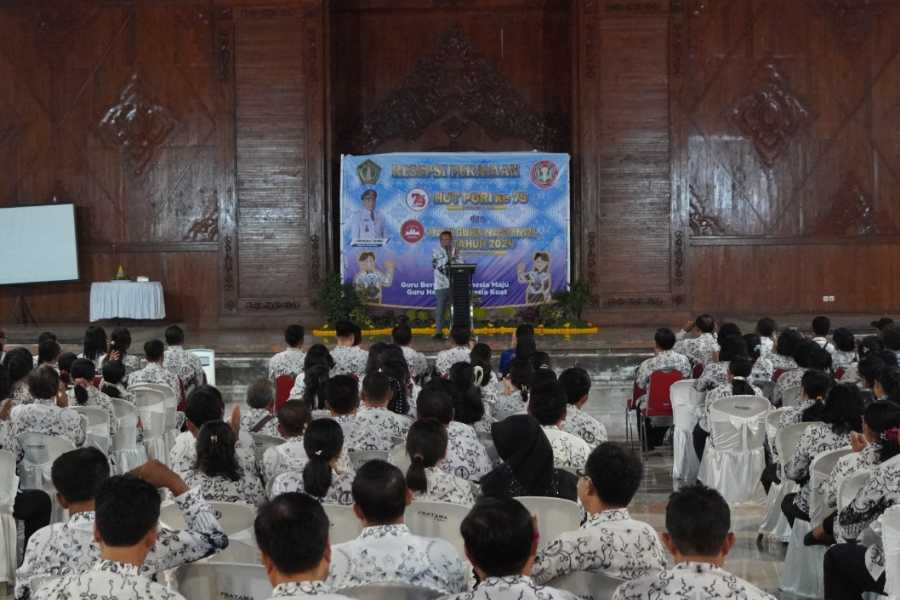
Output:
176 562 269 600
72 406 112 453
765 408 789 450
311 409 332 420
645 370 683 417
670 379 699 433
781 385 803 408
275 375 296 411
349 450 389 470
406 500 470 559
389 443 411 473
251 433 285 466
773 368 786 382
707 396 769 451
882 504 900 597
160 501 256 537
692 362 705 379
336 583 442 600
776 422 820 470
322 503 364 545
548 570 626 600
111 414 141 450
514 496 581 550
756 380 775 402
135 402 167 441
16 433 76 490
190 348 216 385
838 468 873 512
109 397 137 420
808 446 853 527
0 450 17 508
131 386 168 406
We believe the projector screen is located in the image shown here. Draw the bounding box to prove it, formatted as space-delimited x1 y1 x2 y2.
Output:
0 204 80 286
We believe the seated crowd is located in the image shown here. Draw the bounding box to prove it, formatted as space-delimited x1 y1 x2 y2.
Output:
0 314 895 600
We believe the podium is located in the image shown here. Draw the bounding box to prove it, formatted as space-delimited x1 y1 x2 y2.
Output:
449 263 476 330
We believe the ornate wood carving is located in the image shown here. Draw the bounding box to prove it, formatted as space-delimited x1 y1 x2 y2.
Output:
99 74 178 176
729 63 811 167
673 230 685 285
811 175 894 236
184 189 219 242
689 187 728 235
344 28 567 153
223 235 235 293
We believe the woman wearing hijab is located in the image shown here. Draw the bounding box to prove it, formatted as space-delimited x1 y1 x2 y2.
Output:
479 414 578 501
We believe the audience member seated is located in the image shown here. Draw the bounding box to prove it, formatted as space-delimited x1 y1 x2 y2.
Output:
756 317 777 356
693 357 763 459
773 340 831 406
58 351 78 386
875 365 900 402
288 344 335 406
768 328 803 373
493 359 533 421
365 343 414 416
405 418 478 505
480 415 578 501
499 324 535 377
558 367 607 447
831 327 857 371
448 362 491 434
811 315 836 353
5 347 35 403
79 325 108 369
263 400 312 483
163 325 206 391
781 383 862 527
327 460 468 594
633 328 691 409
106 327 143 375
330 321 368 379
528 371 590 471
673 314 719 367
269 324 307 381
241 378 280 437
18 451 226 600
323 375 359 439
70 358 119 437
841 335 887 385
436 326 473 377
529 351 553 372
884 324 900 365
856 353 887 403
470 342 501 398
416 385 492 481
128 339 181 395
533 442 665 584
393 320 428 381
270 418 355 505
254 492 355 600
445 497 579 600
36 339 60 370
32 474 189 600
744 333 774 384
345 372 411 453
100 360 134 402
694 336 748 393
182 421 264 505
612 485 776 600
778 370 832 428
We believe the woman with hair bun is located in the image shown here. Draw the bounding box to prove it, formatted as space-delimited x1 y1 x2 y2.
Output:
405 418 477 505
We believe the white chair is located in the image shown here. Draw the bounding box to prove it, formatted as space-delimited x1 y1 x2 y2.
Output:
337 583 442 600
839 468 873 513
808 447 853 528
17 433 76 523
406 500 470 559
176 562 268 600
130 385 169 406
251 433 285 466
311 409 332 420
190 348 216 385
134 400 167 464
0 450 18 584
514 496 581 551
697 396 769 504
782 385 803 408
132 384 178 446
110 413 148 473
160 501 256 537
882 504 900 598
758 408 797 541
669 379 701 486
72 406 111 454
322 503 363 545
389 443 410 473
349 450 389 470
548 570 626 600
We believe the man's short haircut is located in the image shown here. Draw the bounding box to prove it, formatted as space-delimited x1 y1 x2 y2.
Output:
362 372 391 404
528 378 566 426
665 484 731 556
255 492 329 575
654 328 676 351
164 324 185 346
558 367 591 406
144 339 165 362
246 379 275 410
284 324 305 348
38 340 61 365
451 326 471 347
718 336 748 362
833 328 856 353
695 314 715 333
717 322 742 341
95 475 161 547
52 447 110 503
440 230 452 238
335 320 355 339
801 369 832 400
859 354 887 387
362 189 377 200
101 360 126 385
58 352 78 373
184 385 225 428
391 323 412 346
416 387 454 424
813 315 831 336
324 375 359 415
277 400 311 437
37 331 58 345
808 346 833 372
351 460 407 524
585 443 643 507
28 366 59 400
756 317 777 338
460 498 534 576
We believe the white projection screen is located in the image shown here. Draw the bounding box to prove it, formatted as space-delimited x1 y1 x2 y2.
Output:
0 204 80 285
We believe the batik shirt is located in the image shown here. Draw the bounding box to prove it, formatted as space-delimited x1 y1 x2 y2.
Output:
240 407 281 438
750 356 775 384
266 581 355 600
694 361 729 393
491 390 528 422
532 508 667 584
16 487 227 600
432 246 453 290
168 430 257 479
331 346 368 379
768 353 799 373
269 348 307 380
442 575 578 600
785 422 851 515
32 560 186 600
327 524 468 594
163 346 205 389
561 406 608 447
101 380 136 403
102 353 144 376
778 399 818 429
11 380 33 404
435 346 471 377
76 384 120 436
270 469 356 505
773 368 806 406
824 443 879 518
401 345 429 379
700 380 764 432
542 425 591 471
412 466 478 505
673 332 719 367
345 405 411 452
443 421 493 481
263 437 308 483
812 337 836 354
760 337 775 356
634 350 692 390
128 362 180 395
182 467 265 506
9 398 86 458
832 350 857 371
611 562 776 600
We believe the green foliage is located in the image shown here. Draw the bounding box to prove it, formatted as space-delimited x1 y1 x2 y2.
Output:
553 280 594 322
315 273 371 327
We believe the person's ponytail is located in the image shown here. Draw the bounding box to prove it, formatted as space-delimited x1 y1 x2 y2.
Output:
406 454 428 493
70 358 96 406
405 419 447 494
302 419 343 498
728 357 755 397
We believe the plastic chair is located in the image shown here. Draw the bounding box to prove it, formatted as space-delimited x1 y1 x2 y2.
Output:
176 562 268 600
161 500 256 538
882 504 900 597
758 409 796 542
838 469 873 513
349 450 389 470
190 348 216 386
808 447 853 528
781 385 803 408
109 397 137 420
514 496 581 551
0 450 18 584
251 433 285 466
275 375 295 411
17 433 76 522
389 443 411 473
548 570 626 600
337 583 442 600
697 396 769 504
406 500 470 559
111 413 148 473
773 368 786 382
72 406 111 454
641 369 683 451
669 379 700 486
130 385 168 406
134 399 167 464
322 503 364 545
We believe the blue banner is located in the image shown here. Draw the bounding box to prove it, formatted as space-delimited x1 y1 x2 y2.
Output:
339 152 570 309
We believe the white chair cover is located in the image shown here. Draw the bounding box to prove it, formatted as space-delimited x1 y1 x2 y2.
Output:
839 469 874 513
389 443 410 473
758 480 795 543
337 583 442 600
251 433 284 467
135 400 167 464
311 409 333 420
349 450 389 470
322 503 363 545
160 501 256 537
190 348 216 386
109 397 137 420
0 450 18 584
697 396 768 504
808 447 852 528
406 500 471 559
759 422 817 541
514 496 582 551
17 434 76 523
782 385 803 408
111 413 147 473
670 379 701 486
72 406 111 454
548 570 626 600
780 518 825 598
882 505 900 598
176 562 269 600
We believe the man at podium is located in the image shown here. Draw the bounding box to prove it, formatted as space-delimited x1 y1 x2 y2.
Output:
432 230 458 339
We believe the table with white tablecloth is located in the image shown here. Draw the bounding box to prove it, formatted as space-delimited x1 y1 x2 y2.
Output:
89 281 166 321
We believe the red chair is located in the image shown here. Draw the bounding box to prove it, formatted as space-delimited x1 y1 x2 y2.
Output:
641 369 684 451
835 367 846 380
692 362 705 379
275 375 296 411
773 368 786 382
